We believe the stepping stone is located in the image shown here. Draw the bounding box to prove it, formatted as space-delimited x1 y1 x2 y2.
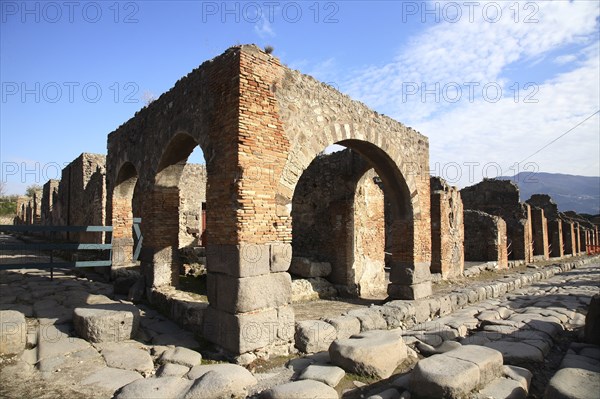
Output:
81 367 143 392
478 377 527 399
156 363 190 378
484 341 543 365
411 353 480 398
545 368 600 399
115 376 192 399
0 310 26 355
298 364 345 387
444 345 504 385
184 366 258 398
262 380 338 399
330 329 407 379
295 320 337 353
73 303 140 343
160 346 202 368
100 343 154 374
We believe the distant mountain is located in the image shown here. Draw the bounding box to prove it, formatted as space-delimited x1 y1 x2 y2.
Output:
497 172 600 215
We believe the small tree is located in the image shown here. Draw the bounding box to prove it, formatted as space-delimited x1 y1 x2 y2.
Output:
0 181 5 197
25 184 42 197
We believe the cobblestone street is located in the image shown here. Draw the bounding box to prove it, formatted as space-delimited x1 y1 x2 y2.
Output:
1 247 598 398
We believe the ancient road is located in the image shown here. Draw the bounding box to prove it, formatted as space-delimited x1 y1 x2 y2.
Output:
0 250 598 398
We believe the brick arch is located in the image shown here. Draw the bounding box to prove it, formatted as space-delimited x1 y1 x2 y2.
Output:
280 125 421 219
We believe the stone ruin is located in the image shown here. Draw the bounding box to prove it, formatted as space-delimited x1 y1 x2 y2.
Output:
461 179 534 263
9 45 600 359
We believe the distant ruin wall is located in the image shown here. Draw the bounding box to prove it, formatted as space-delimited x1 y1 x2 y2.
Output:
464 210 508 268
461 179 532 262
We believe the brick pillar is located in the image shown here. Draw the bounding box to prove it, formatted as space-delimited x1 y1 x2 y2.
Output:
202 46 294 356
530 208 549 260
548 219 564 258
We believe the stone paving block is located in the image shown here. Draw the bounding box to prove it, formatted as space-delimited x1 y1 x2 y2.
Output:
100 343 154 374
545 368 600 399
0 310 26 355
484 341 544 365
115 376 192 399
295 320 337 353
443 345 503 386
262 380 338 399
184 365 257 398
347 308 387 331
559 354 600 373
416 340 461 357
156 363 190 378
410 353 480 398
81 366 144 393
298 364 345 387
159 346 202 368
73 303 140 343
502 365 532 392
330 329 407 379
324 315 361 340
37 324 91 360
477 377 527 399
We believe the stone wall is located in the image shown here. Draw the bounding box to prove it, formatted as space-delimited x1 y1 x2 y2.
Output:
178 163 207 248
291 149 385 297
45 153 107 243
430 177 464 279
527 194 563 257
461 179 532 262
463 210 508 268
14 196 29 224
41 180 59 224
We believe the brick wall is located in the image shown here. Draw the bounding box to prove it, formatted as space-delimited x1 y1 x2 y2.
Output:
530 207 549 259
464 210 508 268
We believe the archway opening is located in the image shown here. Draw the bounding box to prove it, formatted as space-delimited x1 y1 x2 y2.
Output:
148 133 208 293
290 140 413 303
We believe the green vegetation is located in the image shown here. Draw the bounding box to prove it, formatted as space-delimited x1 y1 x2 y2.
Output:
0 195 18 216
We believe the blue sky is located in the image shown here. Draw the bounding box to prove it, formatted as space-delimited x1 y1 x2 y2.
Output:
1 0 599 195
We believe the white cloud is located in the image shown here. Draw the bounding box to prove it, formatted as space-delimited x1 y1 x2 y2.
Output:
554 54 577 65
254 17 275 38
337 0 600 187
